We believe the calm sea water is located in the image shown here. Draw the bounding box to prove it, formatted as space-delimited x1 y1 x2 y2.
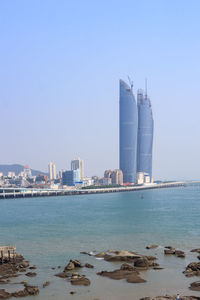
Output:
0 185 200 299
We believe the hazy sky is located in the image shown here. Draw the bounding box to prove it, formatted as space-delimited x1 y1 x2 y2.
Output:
1 0 200 180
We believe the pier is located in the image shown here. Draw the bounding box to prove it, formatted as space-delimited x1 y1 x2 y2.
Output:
0 181 188 200
0 246 16 263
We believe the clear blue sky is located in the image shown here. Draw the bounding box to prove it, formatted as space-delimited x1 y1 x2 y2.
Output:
1 0 200 180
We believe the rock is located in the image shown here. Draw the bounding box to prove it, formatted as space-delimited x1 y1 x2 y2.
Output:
97 268 146 284
43 281 50 288
55 272 69 278
25 272 37 277
165 246 175 250
175 250 185 257
198 256 200 260
190 281 200 291
164 249 175 255
85 263 94 269
70 260 83 268
149 262 160 267
146 245 158 249
58 266 61 268
120 263 136 271
19 261 29 268
104 250 141 262
134 257 149 268
145 256 157 261
51 267 55 270
70 291 76 295
64 261 75 271
191 249 200 253
29 265 37 270
153 267 164 270
64 259 82 271
0 289 11 299
183 262 200 277
70 276 90 286
11 285 39 297
95 252 107 258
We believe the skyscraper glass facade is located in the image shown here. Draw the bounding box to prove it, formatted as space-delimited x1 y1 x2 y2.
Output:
137 90 154 180
119 80 138 183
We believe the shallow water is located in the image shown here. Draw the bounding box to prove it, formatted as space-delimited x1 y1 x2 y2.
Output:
1 185 200 299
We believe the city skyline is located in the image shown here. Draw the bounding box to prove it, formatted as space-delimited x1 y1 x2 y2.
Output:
1 1 200 180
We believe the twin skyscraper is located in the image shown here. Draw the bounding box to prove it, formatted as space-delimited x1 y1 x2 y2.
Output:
119 79 154 184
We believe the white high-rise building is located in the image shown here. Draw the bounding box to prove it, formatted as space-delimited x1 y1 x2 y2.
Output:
71 158 84 180
48 162 56 180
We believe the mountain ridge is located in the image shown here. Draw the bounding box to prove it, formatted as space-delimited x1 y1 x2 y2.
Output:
0 164 48 176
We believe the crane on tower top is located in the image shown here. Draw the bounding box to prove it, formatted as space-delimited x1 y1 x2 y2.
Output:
127 75 133 90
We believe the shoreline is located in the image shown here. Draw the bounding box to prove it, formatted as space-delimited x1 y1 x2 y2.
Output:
0 181 187 199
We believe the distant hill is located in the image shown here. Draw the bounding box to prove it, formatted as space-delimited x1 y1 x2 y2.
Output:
0 164 48 176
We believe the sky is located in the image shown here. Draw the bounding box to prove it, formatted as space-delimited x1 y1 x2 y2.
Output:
0 0 200 180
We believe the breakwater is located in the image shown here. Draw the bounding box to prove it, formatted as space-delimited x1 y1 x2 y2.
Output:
0 182 187 199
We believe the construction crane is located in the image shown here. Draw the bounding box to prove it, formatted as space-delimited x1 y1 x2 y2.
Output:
127 75 133 90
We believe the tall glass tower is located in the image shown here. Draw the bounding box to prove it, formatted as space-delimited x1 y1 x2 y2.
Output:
119 79 138 183
137 89 154 180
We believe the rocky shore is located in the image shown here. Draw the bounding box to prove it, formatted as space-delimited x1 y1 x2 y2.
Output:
1 245 200 299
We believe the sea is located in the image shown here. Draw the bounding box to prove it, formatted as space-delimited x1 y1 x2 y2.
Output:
0 184 200 300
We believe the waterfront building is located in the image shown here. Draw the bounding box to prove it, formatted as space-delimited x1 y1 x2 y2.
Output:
111 169 123 185
119 79 138 183
24 166 32 178
104 169 113 179
48 162 56 180
137 88 154 181
62 169 80 186
7 172 15 178
71 158 84 180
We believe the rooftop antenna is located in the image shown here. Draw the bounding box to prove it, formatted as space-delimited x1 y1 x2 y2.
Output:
127 75 133 90
145 78 148 98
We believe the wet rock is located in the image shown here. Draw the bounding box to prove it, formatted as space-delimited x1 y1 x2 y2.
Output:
134 257 149 268
153 267 164 270
175 250 185 258
70 260 82 268
25 272 37 277
0 289 11 299
70 274 90 286
165 246 175 250
95 252 107 258
64 261 75 271
146 245 158 249
51 267 55 270
12 284 39 297
55 272 69 278
191 249 200 253
64 259 83 271
164 249 175 255
70 291 76 295
43 281 50 288
120 263 136 271
149 262 160 267
29 265 37 270
104 250 141 262
19 261 29 269
57 266 61 268
190 281 200 291
183 262 200 277
145 256 157 261
198 256 200 260
97 268 146 284
85 263 94 269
